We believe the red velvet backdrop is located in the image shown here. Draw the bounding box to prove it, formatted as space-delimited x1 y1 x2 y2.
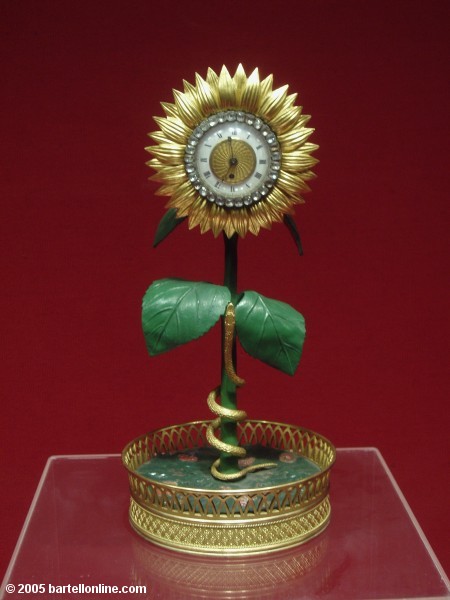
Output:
1 0 449 577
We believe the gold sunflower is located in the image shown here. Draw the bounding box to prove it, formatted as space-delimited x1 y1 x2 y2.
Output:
146 65 318 238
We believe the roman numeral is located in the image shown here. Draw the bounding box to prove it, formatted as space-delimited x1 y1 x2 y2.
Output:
259 159 267 164
256 144 263 150
214 181 221 189
216 132 223 138
203 171 211 179
255 172 262 179
200 157 208 162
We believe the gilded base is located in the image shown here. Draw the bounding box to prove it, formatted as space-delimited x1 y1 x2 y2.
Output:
122 420 335 556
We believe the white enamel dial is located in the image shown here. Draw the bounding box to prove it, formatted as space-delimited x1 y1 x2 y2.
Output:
184 111 281 208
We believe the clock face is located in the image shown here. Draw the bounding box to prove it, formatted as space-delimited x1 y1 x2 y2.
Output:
184 111 281 209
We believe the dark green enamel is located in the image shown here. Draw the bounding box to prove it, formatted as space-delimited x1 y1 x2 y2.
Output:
235 291 306 376
142 278 230 355
283 214 304 256
153 209 186 248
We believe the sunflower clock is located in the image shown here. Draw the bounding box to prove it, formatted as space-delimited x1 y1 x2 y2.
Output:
122 65 335 556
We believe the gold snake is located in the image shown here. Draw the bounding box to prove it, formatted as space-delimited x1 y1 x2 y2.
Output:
206 303 277 481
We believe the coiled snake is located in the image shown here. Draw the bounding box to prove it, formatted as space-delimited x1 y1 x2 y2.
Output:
206 303 277 481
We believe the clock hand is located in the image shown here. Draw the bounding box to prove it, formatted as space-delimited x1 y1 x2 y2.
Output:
228 137 238 166
221 138 238 181
222 165 236 182
228 136 234 156
222 137 238 181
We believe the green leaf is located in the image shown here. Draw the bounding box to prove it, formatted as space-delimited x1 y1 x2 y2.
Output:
283 214 303 256
142 279 231 356
235 291 306 375
153 209 186 248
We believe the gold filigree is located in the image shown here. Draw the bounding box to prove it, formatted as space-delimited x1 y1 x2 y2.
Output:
129 495 331 555
122 420 335 555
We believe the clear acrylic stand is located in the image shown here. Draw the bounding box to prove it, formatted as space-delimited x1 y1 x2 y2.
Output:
1 448 449 599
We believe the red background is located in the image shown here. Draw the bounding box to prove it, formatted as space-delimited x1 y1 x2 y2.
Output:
1 0 449 578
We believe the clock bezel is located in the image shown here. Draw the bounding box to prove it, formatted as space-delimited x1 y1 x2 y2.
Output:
184 110 281 209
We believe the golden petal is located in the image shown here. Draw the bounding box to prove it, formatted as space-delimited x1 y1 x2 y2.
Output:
281 150 319 171
210 209 223 237
233 63 247 104
262 202 285 226
210 205 228 237
218 65 236 108
239 67 260 114
173 88 202 127
297 114 312 127
154 116 191 142
258 74 274 110
284 92 298 108
146 142 185 163
167 200 191 218
148 163 166 181
199 210 212 234
278 127 314 151
223 218 236 238
149 174 164 184
183 79 197 96
149 172 163 183
160 102 178 118
217 209 231 235
302 142 319 154
155 184 176 197
154 165 186 185
247 215 261 236
171 180 195 202
259 84 289 120
212 224 225 238
230 209 249 238
277 171 310 195
195 72 219 114
270 105 302 135
206 67 219 90
269 186 296 211
250 203 273 231
260 196 285 221
300 170 316 182
145 157 163 169
187 197 208 229
149 131 171 145
167 183 197 216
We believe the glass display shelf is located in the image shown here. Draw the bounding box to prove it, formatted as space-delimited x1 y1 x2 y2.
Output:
1 448 448 599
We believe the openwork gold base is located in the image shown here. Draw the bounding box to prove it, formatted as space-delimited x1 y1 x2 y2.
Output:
122 420 335 556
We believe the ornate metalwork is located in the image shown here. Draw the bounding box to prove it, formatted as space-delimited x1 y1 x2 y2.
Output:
147 65 318 238
122 419 335 555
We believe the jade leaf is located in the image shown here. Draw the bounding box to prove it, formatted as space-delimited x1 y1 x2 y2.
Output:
153 209 186 248
283 214 303 256
235 291 306 375
142 279 231 356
